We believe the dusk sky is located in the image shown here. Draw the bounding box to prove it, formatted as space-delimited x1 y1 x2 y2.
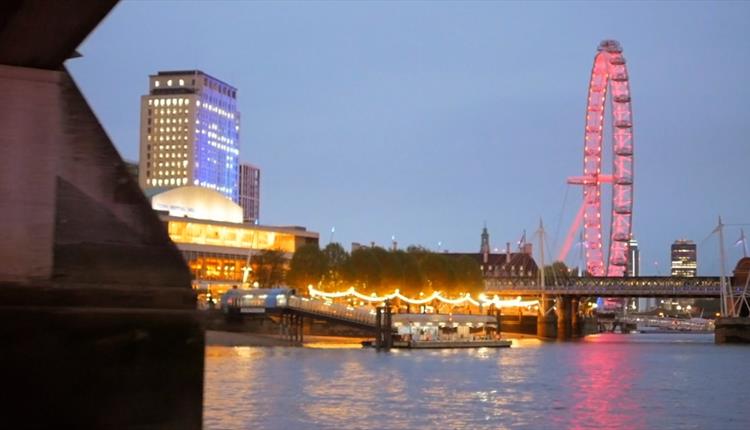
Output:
67 1 750 275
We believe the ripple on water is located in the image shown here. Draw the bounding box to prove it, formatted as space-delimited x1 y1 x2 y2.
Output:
204 335 750 430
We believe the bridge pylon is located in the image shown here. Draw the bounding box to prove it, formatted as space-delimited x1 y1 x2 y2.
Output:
537 295 556 338
556 296 572 340
374 303 393 350
571 297 581 337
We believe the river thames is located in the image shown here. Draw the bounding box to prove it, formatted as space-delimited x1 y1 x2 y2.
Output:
204 333 748 429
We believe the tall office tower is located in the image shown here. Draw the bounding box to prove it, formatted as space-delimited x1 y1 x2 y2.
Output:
138 70 240 202
671 239 697 277
627 238 640 276
238 163 260 224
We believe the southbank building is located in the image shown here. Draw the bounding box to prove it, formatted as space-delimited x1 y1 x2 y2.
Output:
138 70 241 202
239 162 261 224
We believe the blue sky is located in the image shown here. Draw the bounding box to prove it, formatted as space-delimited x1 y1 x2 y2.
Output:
68 1 750 275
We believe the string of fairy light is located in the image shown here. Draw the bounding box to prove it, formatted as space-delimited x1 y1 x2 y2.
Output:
306 285 539 308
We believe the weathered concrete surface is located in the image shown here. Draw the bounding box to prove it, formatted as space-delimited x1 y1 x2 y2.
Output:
0 303 203 429
0 65 60 282
715 317 750 344
0 2 204 427
0 0 118 70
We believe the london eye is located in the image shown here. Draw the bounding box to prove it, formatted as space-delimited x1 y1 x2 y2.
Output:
560 40 634 277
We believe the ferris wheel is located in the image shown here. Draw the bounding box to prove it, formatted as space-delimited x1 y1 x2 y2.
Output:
560 40 634 277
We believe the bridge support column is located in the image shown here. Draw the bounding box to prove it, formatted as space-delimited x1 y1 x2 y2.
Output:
374 305 392 350
537 295 555 339
297 314 304 344
557 296 572 340
571 297 580 338
374 307 383 350
384 305 393 350
280 312 303 344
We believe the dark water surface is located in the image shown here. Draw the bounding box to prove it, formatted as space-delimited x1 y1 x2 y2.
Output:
204 334 749 429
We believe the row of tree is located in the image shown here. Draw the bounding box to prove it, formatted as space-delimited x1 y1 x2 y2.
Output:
286 243 484 296
250 243 575 295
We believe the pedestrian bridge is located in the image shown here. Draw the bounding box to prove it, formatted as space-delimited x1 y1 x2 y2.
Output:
225 292 497 347
485 276 728 298
286 296 376 327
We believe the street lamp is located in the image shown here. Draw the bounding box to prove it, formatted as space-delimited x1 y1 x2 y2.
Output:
241 265 253 287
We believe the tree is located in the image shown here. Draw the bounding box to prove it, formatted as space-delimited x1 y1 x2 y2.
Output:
322 242 349 271
251 250 287 288
452 255 483 295
286 244 327 289
544 261 571 286
389 250 425 296
345 247 384 292
419 253 456 294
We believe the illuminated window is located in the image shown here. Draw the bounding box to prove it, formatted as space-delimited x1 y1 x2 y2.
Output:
155 80 160 87
179 79 184 86
167 79 173 86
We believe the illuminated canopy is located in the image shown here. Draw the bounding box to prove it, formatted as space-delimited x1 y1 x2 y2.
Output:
152 186 243 224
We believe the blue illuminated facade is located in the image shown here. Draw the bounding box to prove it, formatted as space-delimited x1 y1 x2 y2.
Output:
140 70 241 203
192 73 240 202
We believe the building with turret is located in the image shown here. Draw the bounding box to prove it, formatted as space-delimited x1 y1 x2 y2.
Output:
447 226 538 278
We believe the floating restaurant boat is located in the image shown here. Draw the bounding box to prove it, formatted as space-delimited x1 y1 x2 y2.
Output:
387 313 511 348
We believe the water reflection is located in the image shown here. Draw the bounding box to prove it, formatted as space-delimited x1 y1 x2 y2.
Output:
562 336 645 430
204 334 748 429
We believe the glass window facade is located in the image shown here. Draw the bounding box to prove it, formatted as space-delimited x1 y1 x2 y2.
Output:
139 70 240 201
671 240 697 277
166 220 296 253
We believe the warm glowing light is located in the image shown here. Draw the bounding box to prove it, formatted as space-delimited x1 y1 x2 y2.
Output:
307 286 537 308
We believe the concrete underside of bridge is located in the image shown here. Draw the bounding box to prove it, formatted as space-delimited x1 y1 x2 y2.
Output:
0 1 204 428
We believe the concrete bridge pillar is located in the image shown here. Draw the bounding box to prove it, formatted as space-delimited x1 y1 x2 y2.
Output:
0 2 203 427
537 295 556 338
571 297 580 337
374 304 392 350
556 296 573 340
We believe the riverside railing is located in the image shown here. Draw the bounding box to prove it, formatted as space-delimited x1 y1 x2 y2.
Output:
484 276 725 297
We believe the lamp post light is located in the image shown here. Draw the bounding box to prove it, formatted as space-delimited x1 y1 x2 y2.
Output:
241 265 253 287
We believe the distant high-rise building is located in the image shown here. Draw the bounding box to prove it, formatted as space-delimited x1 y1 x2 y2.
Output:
627 238 640 276
671 239 697 277
138 70 240 202
238 163 260 224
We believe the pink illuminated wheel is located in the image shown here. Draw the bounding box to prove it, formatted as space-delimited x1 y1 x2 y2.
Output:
565 40 633 277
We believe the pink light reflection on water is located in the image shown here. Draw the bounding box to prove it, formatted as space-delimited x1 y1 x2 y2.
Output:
557 334 648 430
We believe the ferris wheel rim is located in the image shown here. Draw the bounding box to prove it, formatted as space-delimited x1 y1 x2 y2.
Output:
581 40 634 277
